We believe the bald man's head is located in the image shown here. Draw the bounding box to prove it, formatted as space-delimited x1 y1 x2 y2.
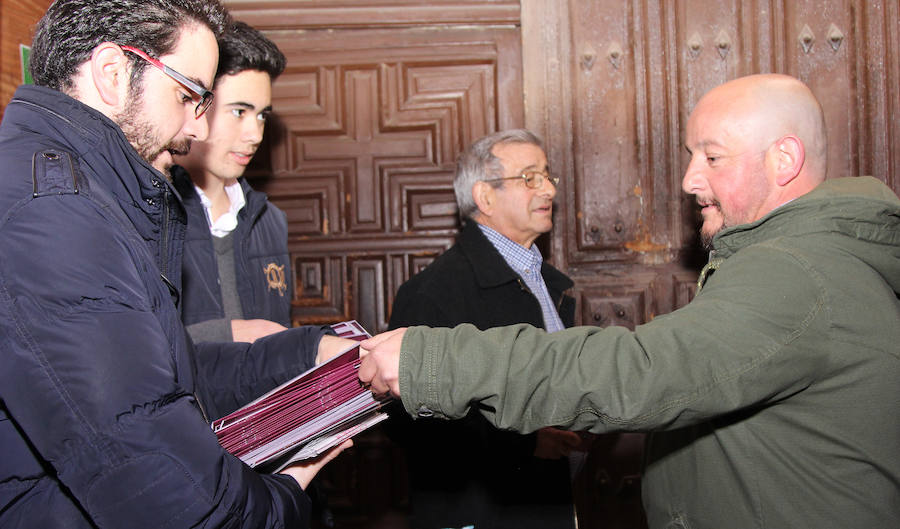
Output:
682 74 829 248
695 74 828 180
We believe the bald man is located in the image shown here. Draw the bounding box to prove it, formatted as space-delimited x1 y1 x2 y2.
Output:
359 74 900 529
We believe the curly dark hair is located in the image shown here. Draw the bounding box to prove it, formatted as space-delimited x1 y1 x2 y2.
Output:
215 21 286 85
30 0 230 92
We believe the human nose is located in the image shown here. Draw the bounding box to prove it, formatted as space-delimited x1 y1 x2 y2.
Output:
182 108 209 142
243 117 264 146
538 174 557 198
681 155 704 195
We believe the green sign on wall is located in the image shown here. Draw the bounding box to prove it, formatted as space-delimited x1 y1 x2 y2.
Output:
20 45 33 85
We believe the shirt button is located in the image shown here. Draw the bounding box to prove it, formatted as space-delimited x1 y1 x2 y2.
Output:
416 406 434 418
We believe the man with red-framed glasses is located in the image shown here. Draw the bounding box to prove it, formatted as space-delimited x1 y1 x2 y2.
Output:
120 45 215 119
0 1 351 528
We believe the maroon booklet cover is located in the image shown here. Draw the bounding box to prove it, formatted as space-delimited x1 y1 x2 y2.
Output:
212 321 390 471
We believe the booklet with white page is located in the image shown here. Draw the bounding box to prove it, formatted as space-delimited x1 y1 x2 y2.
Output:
212 320 390 471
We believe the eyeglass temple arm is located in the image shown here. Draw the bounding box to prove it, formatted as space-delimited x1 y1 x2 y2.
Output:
120 45 207 95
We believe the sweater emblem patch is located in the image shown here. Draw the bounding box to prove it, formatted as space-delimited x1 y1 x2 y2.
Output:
262 262 288 297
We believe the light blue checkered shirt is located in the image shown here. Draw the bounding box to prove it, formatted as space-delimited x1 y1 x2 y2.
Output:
478 224 565 333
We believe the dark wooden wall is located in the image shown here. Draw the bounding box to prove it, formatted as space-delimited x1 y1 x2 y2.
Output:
225 1 898 528
232 1 525 334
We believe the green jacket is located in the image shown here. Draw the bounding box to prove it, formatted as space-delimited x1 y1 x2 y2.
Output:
398 176 900 529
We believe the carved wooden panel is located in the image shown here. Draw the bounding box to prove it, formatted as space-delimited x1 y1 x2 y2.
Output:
232 11 523 333
579 274 657 330
227 0 520 30
569 1 644 264
523 0 899 322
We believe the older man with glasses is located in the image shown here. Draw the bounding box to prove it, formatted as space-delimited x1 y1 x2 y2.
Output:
385 129 588 529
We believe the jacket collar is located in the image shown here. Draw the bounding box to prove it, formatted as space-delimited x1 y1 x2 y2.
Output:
171 165 269 225
457 221 573 295
239 177 269 222
7 85 185 274
8 85 169 212
705 176 900 297
711 176 900 259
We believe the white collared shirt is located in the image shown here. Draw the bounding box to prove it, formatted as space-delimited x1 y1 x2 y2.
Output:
194 180 246 238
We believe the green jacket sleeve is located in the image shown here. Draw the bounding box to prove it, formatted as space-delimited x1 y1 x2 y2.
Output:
398 243 830 434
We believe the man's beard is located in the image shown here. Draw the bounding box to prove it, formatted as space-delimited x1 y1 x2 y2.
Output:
700 228 716 250
698 198 723 250
115 94 191 173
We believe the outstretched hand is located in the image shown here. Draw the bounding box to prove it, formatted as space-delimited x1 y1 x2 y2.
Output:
315 335 356 364
231 318 288 343
533 427 583 459
279 439 353 490
358 327 406 397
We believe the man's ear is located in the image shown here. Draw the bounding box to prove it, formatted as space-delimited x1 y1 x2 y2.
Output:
472 180 495 217
770 135 805 187
89 42 132 108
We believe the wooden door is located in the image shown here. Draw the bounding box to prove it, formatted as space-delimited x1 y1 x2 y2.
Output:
525 0 899 330
231 1 524 334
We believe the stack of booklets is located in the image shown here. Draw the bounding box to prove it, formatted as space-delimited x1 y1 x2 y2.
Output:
212 321 391 471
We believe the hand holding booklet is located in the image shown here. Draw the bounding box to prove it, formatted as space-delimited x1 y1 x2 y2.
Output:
212 321 390 471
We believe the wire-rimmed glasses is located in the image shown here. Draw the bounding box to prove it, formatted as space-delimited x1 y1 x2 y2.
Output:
484 169 559 189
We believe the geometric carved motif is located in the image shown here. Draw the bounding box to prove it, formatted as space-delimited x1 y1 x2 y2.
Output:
581 291 647 331
282 61 496 233
273 60 500 330
242 25 523 331
578 274 658 331
290 239 453 332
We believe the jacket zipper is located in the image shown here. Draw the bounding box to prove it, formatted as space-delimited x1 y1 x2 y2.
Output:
160 185 170 277
161 184 209 423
